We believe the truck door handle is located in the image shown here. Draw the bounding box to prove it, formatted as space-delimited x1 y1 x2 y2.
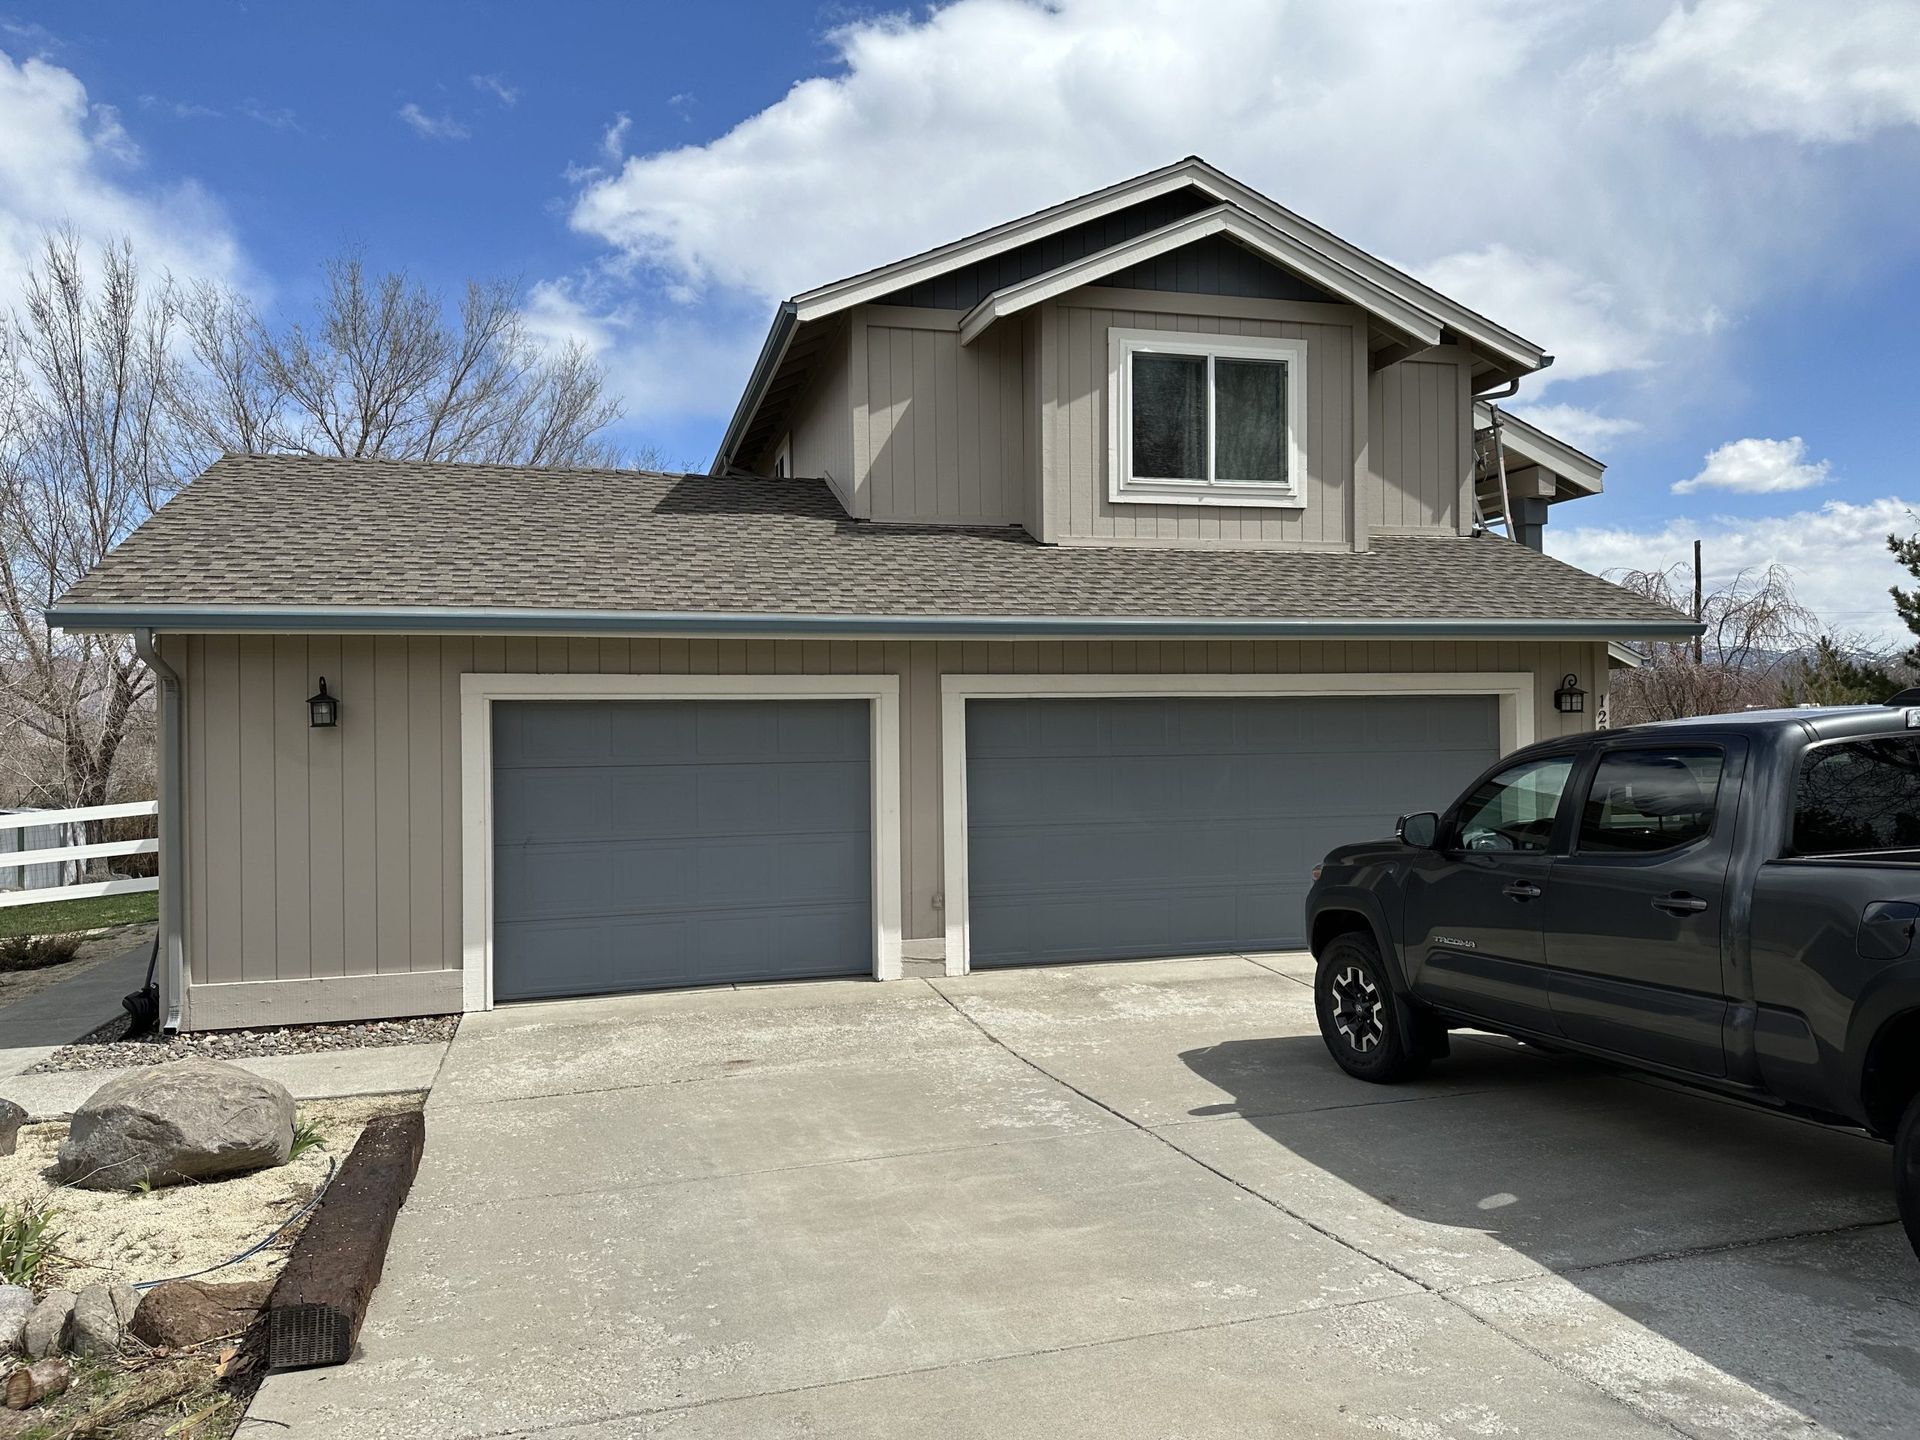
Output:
1502 881 1542 901
1653 893 1709 916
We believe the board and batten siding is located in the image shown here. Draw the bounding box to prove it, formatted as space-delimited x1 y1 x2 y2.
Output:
169 632 1603 1027
1037 291 1362 546
781 320 854 511
1368 348 1473 535
855 307 1026 524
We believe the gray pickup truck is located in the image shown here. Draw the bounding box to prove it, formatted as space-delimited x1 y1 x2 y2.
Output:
1304 700 1920 1256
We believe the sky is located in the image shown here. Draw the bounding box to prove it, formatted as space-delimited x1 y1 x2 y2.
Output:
3 0 1919 642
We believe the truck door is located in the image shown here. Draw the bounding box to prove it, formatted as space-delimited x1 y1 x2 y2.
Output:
1402 752 1575 1033
1543 741 1741 1076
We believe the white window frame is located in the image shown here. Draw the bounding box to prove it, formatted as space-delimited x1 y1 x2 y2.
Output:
1107 327 1308 508
772 434 793 479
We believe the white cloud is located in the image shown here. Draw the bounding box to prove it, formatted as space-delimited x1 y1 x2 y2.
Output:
398 102 468 142
1508 403 1642 452
601 112 631 164
1672 435 1831 494
1550 497 1919 642
0 49 246 306
470 73 518 107
1609 0 1920 143
563 0 1919 423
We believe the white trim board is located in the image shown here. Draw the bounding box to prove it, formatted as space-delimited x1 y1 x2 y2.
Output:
458 672 904 1013
938 671 1535 976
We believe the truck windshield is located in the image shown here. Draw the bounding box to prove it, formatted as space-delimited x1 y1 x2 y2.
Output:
1794 736 1920 854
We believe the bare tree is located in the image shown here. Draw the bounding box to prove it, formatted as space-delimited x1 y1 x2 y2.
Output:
0 233 190 810
1607 564 1816 725
175 258 624 467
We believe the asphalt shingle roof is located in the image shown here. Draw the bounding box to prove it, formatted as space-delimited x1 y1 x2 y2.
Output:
53 454 1689 632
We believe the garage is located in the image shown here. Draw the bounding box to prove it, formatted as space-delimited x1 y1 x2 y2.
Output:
490 698 873 1000
961 693 1500 967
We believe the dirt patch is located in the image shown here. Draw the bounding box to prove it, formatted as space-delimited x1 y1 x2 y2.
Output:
0 923 155 1014
30 1012 458 1073
0 1093 423 1291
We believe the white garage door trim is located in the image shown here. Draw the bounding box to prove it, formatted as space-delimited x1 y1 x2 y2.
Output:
939 671 1534 977
461 672 903 1012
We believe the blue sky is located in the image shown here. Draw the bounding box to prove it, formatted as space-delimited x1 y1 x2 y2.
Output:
3 0 1919 641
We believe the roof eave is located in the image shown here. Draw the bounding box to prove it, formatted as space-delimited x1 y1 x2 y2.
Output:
49 603 1703 642
709 302 798 475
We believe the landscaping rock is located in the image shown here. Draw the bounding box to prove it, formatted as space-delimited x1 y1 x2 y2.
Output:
56 1058 294 1190
0 1100 24 1156
22 1290 73 1358
129 1278 271 1351
68 1282 137 1357
0 1287 30 1355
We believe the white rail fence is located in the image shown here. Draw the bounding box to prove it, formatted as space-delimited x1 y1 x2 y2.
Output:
0 801 159 910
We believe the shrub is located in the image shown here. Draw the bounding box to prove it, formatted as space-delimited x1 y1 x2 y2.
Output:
0 1202 61 1286
0 933 82 972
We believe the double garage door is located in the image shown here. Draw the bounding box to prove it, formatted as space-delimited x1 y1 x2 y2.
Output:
489 693 1499 1000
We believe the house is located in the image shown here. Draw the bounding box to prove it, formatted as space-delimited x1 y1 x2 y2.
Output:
49 157 1694 1031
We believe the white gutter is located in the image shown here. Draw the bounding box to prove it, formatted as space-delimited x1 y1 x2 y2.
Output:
132 629 185 1032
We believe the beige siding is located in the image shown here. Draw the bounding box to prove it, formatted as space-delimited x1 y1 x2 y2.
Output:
857 310 1025 524
1038 295 1359 545
173 633 1604 1025
1368 350 1472 534
784 322 854 510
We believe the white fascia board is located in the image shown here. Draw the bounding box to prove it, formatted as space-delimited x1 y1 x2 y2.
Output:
1475 402 1605 494
791 162 1204 321
957 206 1444 349
1188 166 1547 370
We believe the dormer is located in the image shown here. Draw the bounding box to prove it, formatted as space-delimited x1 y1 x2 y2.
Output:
713 158 1579 553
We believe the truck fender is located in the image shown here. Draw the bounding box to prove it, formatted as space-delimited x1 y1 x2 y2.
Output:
1307 884 1437 1048
1843 959 1920 1132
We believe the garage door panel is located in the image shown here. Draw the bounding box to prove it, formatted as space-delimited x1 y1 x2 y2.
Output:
492 700 871 1001
967 694 1498 967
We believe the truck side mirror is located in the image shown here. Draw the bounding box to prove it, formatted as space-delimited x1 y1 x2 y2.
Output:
1397 812 1440 849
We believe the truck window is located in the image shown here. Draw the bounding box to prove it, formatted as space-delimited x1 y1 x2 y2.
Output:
1453 756 1573 853
1576 748 1724 854
1794 737 1920 854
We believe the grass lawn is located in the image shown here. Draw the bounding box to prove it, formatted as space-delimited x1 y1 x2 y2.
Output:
0 889 157 939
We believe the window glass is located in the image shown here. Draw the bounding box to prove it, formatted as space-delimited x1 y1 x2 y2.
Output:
1577 749 1723 854
1130 352 1207 480
1794 737 1920 854
1214 357 1287 485
1453 756 1573 853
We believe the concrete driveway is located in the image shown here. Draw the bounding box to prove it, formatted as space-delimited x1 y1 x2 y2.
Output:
250 956 1917 1439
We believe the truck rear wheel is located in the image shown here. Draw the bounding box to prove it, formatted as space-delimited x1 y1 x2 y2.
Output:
1897 1093 1920 1261
1314 931 1431 1084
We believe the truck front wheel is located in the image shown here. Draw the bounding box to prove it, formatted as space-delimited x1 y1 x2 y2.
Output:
1897 1093 1920 1261
1314 931 1431 1084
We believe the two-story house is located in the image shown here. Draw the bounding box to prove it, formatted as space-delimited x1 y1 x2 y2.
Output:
51 158 1694 1030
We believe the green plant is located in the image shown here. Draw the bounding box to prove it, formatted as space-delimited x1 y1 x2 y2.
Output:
0 1201 62 1286
288 1118 327 1162
0 933 82 973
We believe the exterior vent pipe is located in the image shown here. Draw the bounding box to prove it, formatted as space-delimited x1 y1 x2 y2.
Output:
133 629 185 1032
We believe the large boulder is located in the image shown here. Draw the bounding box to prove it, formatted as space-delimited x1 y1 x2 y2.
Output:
129 1279 272 1351
0 1286 31 1355
0 1099 25 1157
69 1282 137 1358
56 1059 294 1191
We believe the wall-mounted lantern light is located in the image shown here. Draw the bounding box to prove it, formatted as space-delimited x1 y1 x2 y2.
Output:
1554 674 1586 715
308 677 340 729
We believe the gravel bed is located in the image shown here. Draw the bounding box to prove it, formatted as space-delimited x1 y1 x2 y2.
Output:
28 1012 459 1072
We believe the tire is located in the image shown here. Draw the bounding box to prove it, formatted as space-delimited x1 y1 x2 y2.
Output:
1897 1092 1920 1262
1314 931 1432 1084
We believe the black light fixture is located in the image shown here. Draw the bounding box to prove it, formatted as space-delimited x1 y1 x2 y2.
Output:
1554 673 1586 715
308 677 340 729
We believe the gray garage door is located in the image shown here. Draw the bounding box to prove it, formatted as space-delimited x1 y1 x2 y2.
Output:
492 699 871 1000
965 694 1499 967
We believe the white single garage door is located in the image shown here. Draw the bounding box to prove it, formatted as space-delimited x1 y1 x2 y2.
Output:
964 694 1499 967
491 699 872 1000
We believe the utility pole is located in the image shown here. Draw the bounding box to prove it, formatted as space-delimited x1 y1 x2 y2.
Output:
1693 539 1704 665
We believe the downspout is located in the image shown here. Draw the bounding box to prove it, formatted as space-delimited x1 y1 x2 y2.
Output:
133 629 185 1032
